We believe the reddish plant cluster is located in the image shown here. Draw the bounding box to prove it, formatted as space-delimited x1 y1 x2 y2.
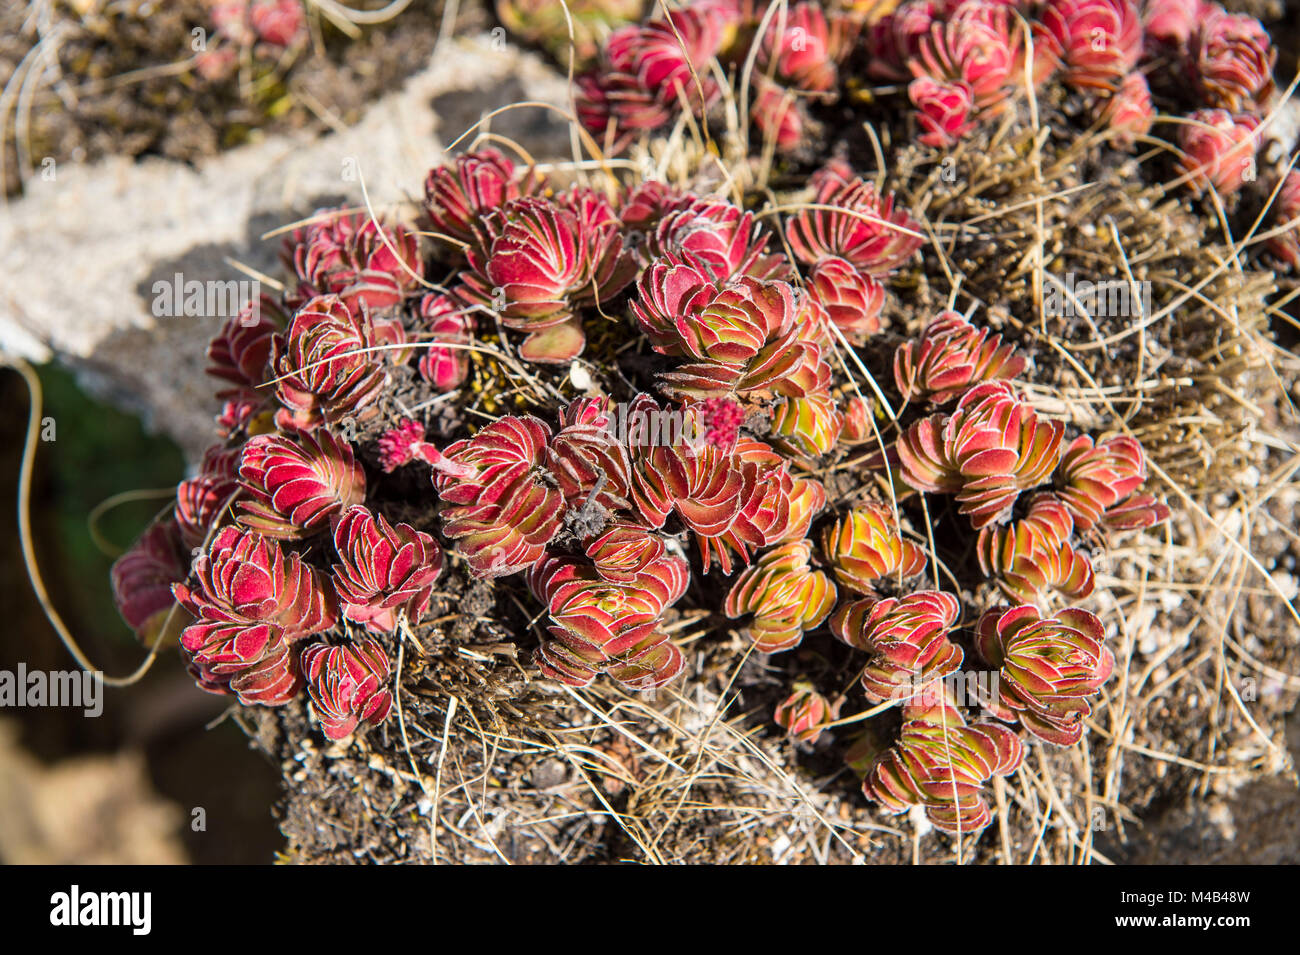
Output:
576 1 860 153
106 116 1189 839
578 0 1280 207
196 1 306 82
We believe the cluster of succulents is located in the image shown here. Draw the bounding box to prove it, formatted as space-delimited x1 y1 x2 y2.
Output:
107 141 1177 835
107 0 1294 841
571 0 1300 266
196 0 307 82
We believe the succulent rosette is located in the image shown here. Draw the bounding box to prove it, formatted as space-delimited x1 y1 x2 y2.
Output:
111 519 191 645
647 198 788 282
433 415 566 577
1190 10 1276 112
206 295 286 399
416 292 475 392
236 428 366 540
1175 108 1260 197
724 540 837 652
864 697 1024 834
785 165 925 277
806 255 886 341
175 446 241 549
575 3 733 149
774 682 839 745
424 147 538 248
283 211 424 312
975 604 1115 745
300 637 394 739
173 526 337 705
331 505 443 633
897 381 1065 528
529 549 690 689
271 295 406 432
894 311 1025 405
912 0 1022 114
976 493 1096 602
1033 0 1142 90
908 75 976 147
831 591 963 702
647 276 812 398
460 195 635 362
1056 434 1148 531
769 392 845 458
1265 171 1300 270
821 502 927 595
547 396 634 511
1096 71 1154 148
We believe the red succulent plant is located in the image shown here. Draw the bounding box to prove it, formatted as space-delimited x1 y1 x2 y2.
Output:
424 147 535 247
975 603 1114 744
724 540 837 652
893 311 1025 405
111 519 190 644
912 0 1022 113
647 198 788 282
832 591 963 702
416 292 475 392
908 76 976 147
529 549 690 689
331 505 442 633
236 428 366 540
432 415 566 577
300 637 394 739
1033 0 1142 90
1056 434 1148 531
1190 10 1276 112
784 167 924 277
863 696 1024 834
774 682 839 744
206 295 285 398
1176 108 1261 197
806 255 886 341
283 211 424 312
271 295 406 432
460 195 635 362
1265 171 1300 269
175 445 241 549
896 381 1065 528
547 396 634 511
976 493 1096 602
1096 71 1155 148
173 526 337 705
821 502 927 595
